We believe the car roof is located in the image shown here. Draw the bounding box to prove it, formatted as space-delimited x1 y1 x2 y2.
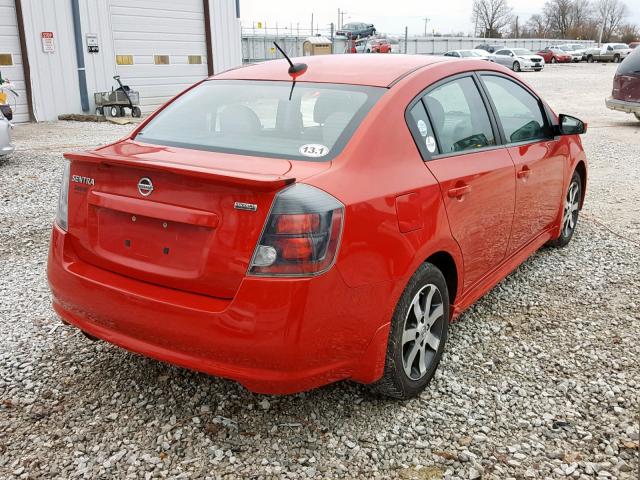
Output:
214 54 450 87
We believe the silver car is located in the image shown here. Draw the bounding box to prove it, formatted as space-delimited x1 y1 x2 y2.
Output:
492 48 545 72
0 108 14 157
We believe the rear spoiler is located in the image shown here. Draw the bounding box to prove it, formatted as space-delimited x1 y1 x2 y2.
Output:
64 151 295 191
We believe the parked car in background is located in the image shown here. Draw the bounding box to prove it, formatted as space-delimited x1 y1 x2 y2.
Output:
537 48 572 63
48 54 588 399
336 22 376 38
354 38 370 53
606 47 640 122
475 43 504 53
586 43 632 63
492 48 545 71
630 42 639 49
443 49 491 60
549 43 588 61
555 44 586 62
0 107 14 157
471 49 493 59
370 39 392 53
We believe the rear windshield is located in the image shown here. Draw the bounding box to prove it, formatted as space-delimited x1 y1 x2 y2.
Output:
617 47 640 75
513 49 533 55
136 80 384 161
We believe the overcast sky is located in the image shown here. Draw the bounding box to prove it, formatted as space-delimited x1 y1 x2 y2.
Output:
240 0 640 37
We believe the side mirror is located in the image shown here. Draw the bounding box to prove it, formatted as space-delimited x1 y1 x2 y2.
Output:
558 114 587 135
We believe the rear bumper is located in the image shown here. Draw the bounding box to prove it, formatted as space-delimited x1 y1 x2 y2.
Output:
606 97 640 114
47 224 393 394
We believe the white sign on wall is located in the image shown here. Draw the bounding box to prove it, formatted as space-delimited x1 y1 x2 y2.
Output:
41 32 55 53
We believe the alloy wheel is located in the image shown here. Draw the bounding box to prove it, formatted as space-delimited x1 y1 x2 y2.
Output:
562 179 580 237
401 284 445 381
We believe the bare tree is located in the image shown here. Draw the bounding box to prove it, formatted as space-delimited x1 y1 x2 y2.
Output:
597 0 628 42
471 0 513 38
544 0 575 38
570 0 594 38
618 22 639 43
526 14 549 37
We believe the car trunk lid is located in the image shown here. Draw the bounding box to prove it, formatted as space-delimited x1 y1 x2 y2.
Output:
65 140 329 298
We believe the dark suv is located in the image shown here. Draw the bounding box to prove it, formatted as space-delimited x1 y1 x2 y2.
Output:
336 22 376 38
606 47 640 122
475 44 504 53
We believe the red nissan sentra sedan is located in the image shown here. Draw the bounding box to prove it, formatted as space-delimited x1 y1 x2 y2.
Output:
48 54 587 399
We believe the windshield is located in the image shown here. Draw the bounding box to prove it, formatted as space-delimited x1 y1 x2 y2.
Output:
136 80 384 162
459 51 480 57
513 49 533 55
612 44 628 50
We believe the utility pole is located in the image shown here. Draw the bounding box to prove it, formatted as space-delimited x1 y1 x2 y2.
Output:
515 16 519 39
404 26 408 53
338 8 341 29
423 17 430 37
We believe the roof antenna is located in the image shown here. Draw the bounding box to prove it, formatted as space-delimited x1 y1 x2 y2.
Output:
273 42 307 100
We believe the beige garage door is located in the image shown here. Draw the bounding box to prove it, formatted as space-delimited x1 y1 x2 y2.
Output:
109 0 209 114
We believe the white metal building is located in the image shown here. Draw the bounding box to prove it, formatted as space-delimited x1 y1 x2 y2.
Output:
0 0 242 122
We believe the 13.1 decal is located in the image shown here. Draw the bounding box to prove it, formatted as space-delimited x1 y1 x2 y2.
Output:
299 144 329 158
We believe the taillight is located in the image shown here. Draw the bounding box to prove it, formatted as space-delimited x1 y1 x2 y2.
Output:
249 184 344 276
55 160 70 231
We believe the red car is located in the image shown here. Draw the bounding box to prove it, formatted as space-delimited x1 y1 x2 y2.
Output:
537 48 572 63
606 46 640 122
48 54 587 399
371 39 392 53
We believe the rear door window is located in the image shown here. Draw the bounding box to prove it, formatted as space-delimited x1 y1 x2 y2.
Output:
481 74 551 144
422 76 496 154
136 80 384 161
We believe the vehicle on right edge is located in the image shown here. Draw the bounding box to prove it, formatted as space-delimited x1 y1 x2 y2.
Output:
606 46 640 122
586 43 632 63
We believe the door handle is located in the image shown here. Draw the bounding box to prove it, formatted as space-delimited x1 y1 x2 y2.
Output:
517 166 532 179
447 184 471 199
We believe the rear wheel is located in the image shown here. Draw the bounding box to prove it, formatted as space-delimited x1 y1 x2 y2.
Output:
513 61 521 72
548 171 582 248
613 54 620 63
587 55 594 63
371 263 449 400
635 113 640 122
95 107 103 116
551 56 557 64
109 106 120 117
131 106 141 118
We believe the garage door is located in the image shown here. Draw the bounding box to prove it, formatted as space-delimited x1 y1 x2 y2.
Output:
109 0 208 114
0 0 29 122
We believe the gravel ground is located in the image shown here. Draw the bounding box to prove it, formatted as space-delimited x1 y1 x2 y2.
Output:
1 63 638 479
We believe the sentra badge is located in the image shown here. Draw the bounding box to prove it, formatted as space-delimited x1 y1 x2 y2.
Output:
71 175 95 186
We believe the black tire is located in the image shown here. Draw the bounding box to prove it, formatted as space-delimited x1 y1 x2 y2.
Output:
587 55 594 63
547 171 582 248
118 106 126 117
635 113 640 122
513 61 521 72
132 106 141 118
370 263 449 400
613 54 620 63
109 106 120 117
95 107 103 116
551 56 557 64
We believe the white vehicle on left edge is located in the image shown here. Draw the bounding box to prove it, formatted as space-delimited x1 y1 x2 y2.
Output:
492 48 545 72
0 107 14 157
